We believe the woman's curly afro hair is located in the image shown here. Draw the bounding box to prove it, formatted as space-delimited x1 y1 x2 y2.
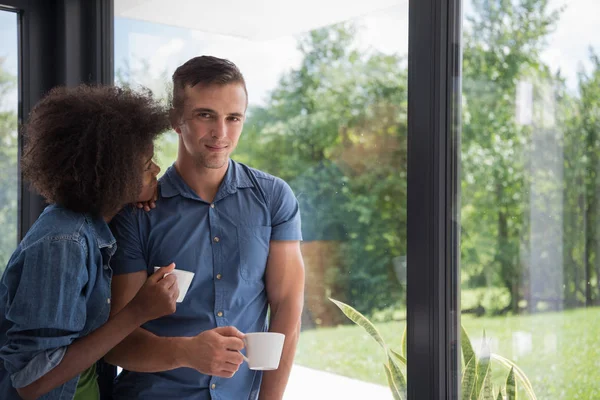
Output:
21 85 170 216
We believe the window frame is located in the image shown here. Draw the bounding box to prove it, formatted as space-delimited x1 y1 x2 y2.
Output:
4 0 464 397
0 0 114 238
407 0 462 397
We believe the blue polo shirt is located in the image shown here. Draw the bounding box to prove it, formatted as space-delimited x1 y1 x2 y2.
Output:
109 159 302 400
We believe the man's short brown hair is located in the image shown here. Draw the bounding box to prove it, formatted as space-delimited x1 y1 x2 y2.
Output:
171 56 247 122
21 85 169 216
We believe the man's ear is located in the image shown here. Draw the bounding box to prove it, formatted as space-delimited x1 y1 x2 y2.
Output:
169 108 182 134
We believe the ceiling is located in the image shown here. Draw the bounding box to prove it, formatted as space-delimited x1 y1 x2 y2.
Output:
115 0 404 40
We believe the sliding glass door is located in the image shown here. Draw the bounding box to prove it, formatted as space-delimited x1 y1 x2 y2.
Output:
458 1 600 398
114 1 409 398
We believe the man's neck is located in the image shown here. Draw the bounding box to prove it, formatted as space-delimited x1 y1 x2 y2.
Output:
174 157 229 203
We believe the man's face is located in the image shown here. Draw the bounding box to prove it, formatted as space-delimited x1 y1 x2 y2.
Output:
174 83 247 170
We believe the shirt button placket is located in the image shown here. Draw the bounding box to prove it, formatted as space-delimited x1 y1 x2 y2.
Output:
211 224 223 327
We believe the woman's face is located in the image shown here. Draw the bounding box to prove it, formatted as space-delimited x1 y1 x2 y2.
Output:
136 152 160 203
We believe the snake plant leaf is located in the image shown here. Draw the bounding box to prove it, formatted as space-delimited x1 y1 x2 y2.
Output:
505 367 516 400
462 355 477 400
384 363 403 400
389 348 407 367
401 326 407 358
492 354 535 399
330 298 387 350
474 332 491 400
461 325 476 368
387 354 407 398
478 366 493 400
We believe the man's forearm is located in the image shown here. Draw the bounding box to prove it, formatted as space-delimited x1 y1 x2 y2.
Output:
259 303 302 400
105 328 190 372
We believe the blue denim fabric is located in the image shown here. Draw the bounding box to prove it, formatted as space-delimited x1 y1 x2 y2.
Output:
110 159 302 400
0 205 115 400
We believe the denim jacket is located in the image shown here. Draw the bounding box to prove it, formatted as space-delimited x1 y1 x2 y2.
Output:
0 205 115 400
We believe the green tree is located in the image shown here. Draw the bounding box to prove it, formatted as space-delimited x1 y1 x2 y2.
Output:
461 0 560 313
0 58 19 273
238 23 408 315
562 50 600 307
577 51 600 306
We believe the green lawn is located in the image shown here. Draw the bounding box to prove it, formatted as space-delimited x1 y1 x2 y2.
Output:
295 307 600 399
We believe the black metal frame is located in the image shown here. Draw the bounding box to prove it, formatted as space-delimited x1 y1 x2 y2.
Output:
407 0 462 398
1 1 116 396
1 0 114 239
3 0 464 398
1 0 53 240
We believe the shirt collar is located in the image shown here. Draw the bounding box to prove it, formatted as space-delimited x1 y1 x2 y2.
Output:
160 159 254 200
85 214 116 250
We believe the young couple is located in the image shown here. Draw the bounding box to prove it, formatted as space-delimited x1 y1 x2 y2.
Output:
0 56 305 400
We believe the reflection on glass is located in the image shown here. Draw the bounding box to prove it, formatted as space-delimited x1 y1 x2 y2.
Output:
460 0 600 398
0 11 19 275
115 1 408 398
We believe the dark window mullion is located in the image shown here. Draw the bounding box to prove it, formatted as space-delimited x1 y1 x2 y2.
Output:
407 0 462 398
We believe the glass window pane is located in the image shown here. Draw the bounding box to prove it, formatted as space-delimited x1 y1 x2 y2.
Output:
459 1 600 398
0 10 19 275
114 1 408 398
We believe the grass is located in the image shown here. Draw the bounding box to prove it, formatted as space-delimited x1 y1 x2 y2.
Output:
295 307 600 399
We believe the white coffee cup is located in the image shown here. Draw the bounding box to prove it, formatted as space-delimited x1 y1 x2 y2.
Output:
241 332 286 371
153 266 194 303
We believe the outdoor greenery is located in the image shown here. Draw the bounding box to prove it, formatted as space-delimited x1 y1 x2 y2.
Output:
112 1 600 317
237 23 408 314
109 1 600 394
1 0 599 396
296 306 600 399
241 0 600 318
329 298 534 400
0 57 18 274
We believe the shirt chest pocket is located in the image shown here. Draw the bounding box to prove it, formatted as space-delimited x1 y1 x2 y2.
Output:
237 225 272 282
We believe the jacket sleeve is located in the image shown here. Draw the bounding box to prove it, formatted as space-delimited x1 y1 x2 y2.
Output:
1 237 88 388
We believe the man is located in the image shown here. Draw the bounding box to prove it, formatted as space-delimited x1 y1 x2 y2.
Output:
105 56 305 400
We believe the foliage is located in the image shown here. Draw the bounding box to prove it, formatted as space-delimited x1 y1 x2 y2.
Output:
460 0 562 312
0 58 18 274
296 308 600 399
238 23 408 314
560 49 600 307
462 287 512 317
330 298 536 400
111 1 600 317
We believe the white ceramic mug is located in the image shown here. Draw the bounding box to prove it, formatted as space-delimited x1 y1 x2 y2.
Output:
153 266 194 303
241 332 286 370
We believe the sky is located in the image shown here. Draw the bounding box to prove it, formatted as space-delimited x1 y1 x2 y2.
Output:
1 0 599 112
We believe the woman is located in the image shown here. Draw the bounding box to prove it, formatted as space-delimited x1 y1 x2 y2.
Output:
0 85 179 400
